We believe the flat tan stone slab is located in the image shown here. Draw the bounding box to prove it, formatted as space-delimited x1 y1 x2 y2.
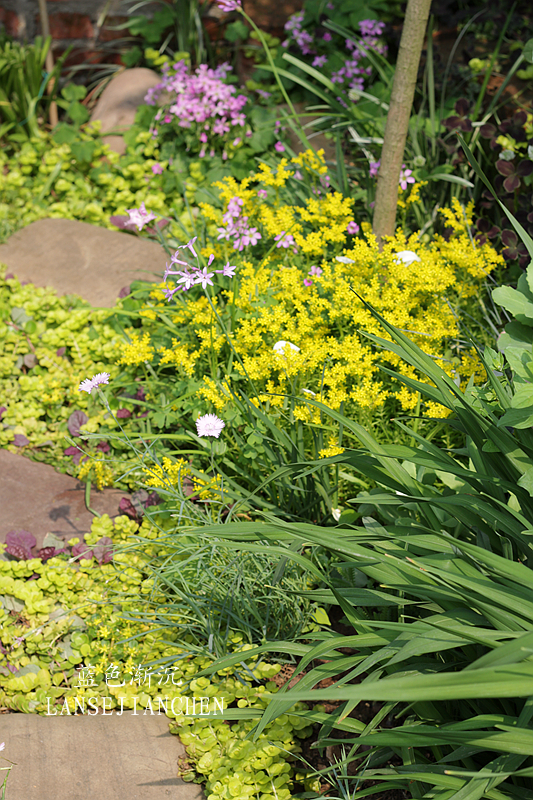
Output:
0 712 204 799
0 218 167 307
90 67 161 156
0 450 127 551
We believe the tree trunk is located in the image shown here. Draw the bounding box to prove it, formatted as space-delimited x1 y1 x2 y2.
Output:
372 0 432 246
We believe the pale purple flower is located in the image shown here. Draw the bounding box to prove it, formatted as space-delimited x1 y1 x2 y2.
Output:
151 163 163 175
241 227 261 247
125 202 157 231
186 236 198 257
216 262 237 277
399 165 415 191
79 372 111 393
274 141 285 153
274 231 295 249
199 132 208 143
323 32 332 42
293 170 303 180
217 0 241 11
312 55 327 68
303 278 313 287
308 265 323 277
369 160 380 178
196 413 225 438
207 253 215 266
176 271 197 291
233 137 241 146
194 267 215 289
257 189 268 199
346 221 360 235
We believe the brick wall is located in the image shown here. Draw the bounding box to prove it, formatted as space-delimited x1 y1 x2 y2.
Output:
0 0 303 66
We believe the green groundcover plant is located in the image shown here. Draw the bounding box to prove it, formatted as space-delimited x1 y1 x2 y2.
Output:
0 513 324 799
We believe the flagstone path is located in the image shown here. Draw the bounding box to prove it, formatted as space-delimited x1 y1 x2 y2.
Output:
0 218 167 307
0 219 205 798
1 712 204 799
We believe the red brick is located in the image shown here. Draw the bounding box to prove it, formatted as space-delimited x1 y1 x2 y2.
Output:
0 8 21 36
46 12 94 40
99 16 129 43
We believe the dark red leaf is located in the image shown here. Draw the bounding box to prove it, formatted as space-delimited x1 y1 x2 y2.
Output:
6 530 36 560
496 160 514 176
67 410 88 437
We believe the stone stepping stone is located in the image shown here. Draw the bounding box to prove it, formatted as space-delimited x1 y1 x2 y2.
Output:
0 218 167 307
1 712 204 799
0 450 127 551
90 67 161 156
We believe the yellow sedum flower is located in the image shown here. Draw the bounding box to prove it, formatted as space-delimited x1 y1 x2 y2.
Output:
118 332 154 366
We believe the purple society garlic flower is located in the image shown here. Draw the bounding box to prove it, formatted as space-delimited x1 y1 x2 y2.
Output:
216 262 237 277
369 160 380 178
125 202 157 231
346 221 360 235
194 268 215 289
312 55 327 68
196 414 225 438
79 373 111 394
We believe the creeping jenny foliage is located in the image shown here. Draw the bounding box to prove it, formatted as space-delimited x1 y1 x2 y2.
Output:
0 515 315 799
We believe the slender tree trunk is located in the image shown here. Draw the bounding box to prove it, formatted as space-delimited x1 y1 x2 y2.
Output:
372 0 432 246
37 0 58 128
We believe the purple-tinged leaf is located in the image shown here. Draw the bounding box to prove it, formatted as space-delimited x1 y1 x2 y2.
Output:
0 407 6 421
116 408 131 419
503 174 521 193
71 541 93 560
92 537 114 565
12 434 29 447
64 445 85 465
118 497 139 520
496 160 514 176
67 410 88 437
5 530 36 560
501 229 518 247
96 441 111 453
118 285 131 299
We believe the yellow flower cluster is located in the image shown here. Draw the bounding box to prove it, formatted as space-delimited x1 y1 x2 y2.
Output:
143 456 218 501
118 332 154 366
116 154 503 437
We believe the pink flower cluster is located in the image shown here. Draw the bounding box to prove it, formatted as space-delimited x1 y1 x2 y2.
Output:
283 14 387 96
217 196 262 251
145 61 248 152
369 161 415 190
303 264 323 287
163 238 237 300
332 22 386 91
